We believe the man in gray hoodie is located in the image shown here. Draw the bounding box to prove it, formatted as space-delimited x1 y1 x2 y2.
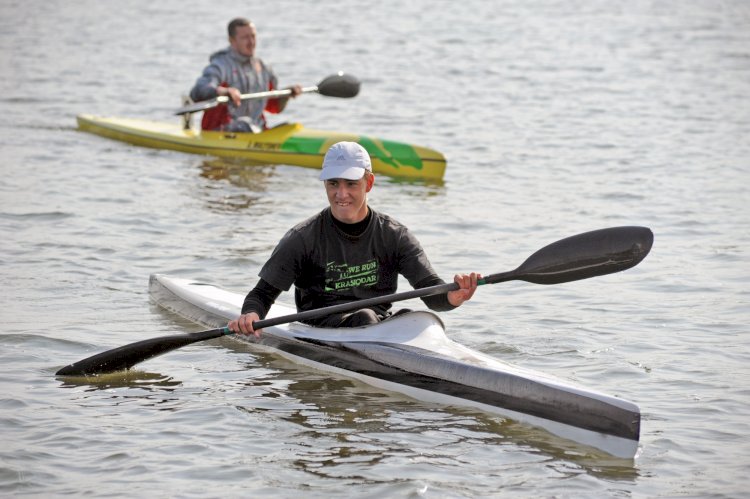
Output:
190 17 301 132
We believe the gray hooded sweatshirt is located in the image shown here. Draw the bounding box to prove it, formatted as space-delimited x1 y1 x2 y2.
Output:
190 47 279 130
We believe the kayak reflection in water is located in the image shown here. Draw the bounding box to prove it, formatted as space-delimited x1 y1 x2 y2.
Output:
229 141 480 338
189 17 302 133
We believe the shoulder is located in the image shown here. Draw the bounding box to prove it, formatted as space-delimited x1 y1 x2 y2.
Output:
371 208 424 249
287 208 329 235
208 48 231 62
370 208 408 232
274 209 329 255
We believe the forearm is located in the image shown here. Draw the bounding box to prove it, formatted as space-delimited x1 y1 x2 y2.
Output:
416 275 457 312
241 279 282 319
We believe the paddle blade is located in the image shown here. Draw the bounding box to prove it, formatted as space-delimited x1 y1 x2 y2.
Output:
175 98 225 115
317 72 360 98
56 328 229 376
485 226 653 285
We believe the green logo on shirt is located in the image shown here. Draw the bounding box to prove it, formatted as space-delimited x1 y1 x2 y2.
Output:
325 259 379 291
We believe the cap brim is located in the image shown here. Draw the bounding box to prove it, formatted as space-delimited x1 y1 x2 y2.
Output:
319 164 367 181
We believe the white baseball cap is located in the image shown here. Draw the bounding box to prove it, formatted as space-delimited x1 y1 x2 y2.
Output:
319 141 372 180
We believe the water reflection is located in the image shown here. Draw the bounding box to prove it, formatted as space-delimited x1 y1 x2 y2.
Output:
57 369 181 391
228 355 639 481
192 158 279 213
197 158 278 188
381 174 446 190
196 156 447 201
142 275 640 480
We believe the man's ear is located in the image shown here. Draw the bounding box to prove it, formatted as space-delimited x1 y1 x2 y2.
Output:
365 174 375 192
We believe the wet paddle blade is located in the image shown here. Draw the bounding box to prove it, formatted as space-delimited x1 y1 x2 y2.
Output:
56 328 229 376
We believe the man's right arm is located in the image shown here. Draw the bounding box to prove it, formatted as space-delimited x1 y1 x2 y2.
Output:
189 62 223 102
241 278 282 319
229 279 282 337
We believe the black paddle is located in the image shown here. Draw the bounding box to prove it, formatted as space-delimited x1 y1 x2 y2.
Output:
55 226 653 376
174 72 360 116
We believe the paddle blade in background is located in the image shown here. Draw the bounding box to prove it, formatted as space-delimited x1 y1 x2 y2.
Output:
55 328 230 376
317 72 361 98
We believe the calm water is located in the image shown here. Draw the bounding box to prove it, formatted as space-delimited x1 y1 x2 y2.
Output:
1 0 749 497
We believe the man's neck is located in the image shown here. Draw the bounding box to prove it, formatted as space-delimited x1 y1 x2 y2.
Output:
229 47 254 63
331 207 371 236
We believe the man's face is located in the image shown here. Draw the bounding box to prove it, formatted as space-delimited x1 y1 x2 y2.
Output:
230 24 257 57
324 176 373 224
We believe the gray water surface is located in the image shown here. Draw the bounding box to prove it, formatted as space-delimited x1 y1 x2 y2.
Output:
1 0 749 497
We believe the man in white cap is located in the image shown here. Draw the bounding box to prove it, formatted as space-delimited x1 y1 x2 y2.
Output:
230 141 480 336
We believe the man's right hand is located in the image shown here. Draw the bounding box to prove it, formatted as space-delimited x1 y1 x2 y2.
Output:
229 312 262 337
217 86 243 106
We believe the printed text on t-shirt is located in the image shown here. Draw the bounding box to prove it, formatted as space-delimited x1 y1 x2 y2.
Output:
324 260 379 291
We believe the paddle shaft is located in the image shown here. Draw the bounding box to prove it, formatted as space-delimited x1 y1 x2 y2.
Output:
254 281 459 329
249 267 599 330
221 85 316 103
174 87 315 116
174 72 360 116
256 225 653 329
250 270 534 329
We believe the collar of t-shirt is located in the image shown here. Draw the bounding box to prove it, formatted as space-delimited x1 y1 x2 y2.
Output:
331 207 372 237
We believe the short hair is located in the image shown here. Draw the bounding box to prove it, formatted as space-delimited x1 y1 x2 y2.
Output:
227 18 252 38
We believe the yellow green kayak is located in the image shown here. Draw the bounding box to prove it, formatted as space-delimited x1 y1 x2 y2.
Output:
76 114 446 181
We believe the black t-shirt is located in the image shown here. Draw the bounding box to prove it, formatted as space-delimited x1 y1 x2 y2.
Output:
258 207 440 316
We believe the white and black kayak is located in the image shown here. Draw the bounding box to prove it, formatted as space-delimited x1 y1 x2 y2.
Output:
57 227 653 459
148 273 641 459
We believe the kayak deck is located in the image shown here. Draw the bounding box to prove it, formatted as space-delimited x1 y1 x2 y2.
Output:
76 114 446 181
148 273 641 459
